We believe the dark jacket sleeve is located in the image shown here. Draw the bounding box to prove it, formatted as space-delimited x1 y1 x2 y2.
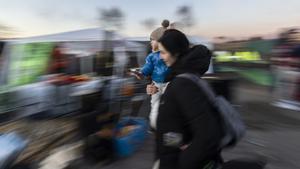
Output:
170 77 222 169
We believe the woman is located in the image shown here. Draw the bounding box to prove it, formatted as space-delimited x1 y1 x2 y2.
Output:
147 29 223 169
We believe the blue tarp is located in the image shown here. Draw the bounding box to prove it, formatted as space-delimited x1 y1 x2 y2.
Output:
0 132 28 169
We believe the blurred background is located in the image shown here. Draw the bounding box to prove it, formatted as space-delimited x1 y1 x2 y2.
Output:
0 0 300 169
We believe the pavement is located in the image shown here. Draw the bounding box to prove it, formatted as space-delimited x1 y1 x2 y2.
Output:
4 80 300 169
100 81 300 169
223 82 300 169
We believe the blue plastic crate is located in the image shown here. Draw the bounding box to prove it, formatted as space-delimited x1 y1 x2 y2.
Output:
113 117 148 157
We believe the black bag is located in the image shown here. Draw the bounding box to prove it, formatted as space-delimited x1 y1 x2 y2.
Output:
177 73 246 149
83 135 115 163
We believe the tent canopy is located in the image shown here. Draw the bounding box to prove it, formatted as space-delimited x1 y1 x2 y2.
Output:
9 28 122 43
7 28 145 51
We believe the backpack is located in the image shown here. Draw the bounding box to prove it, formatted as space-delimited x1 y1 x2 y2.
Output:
177 73 246 149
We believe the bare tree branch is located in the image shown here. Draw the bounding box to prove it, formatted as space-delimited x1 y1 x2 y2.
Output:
176 5 194 28
140 18 157 30
99 7 125 31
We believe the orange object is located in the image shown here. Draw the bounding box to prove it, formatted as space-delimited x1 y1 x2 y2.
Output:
116 125 139 138
120 84 134 96
96 128 114 138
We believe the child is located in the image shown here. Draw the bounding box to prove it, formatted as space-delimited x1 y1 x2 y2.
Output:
132 20 170 129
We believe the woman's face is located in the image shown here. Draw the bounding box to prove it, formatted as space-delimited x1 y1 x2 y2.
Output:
158 42 177 67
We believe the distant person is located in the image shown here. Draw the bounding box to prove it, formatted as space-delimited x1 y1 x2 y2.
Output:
48 44 68 74
131 20 170 129
271 29 300 105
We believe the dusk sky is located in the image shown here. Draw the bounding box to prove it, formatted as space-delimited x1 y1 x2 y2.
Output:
0 0 299 39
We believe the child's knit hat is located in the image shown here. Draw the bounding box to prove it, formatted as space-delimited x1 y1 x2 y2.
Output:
150 20 170 41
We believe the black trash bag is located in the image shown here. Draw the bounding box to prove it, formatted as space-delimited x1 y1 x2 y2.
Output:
83 135 115 164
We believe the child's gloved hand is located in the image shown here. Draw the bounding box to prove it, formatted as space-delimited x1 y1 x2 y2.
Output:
128 70 143 80
146 83 158 95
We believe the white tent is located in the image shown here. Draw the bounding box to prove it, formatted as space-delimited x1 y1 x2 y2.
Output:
7 28 145 51
10 28 121 43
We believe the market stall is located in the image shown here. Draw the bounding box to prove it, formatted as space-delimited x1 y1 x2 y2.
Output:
0 28 147 120
0 28 149 168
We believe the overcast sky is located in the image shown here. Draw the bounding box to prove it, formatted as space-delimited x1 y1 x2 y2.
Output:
0 0 300 39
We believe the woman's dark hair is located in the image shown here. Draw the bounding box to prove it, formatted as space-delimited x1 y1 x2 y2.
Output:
158 29 190 57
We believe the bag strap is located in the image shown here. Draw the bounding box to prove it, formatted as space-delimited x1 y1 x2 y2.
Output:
177 73 216 102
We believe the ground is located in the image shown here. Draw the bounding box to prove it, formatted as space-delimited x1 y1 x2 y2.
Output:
101 81 300 169
3 80 300 169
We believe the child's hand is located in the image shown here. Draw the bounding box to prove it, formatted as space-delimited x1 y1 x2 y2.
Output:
146 83 158 95
129 71 143 80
